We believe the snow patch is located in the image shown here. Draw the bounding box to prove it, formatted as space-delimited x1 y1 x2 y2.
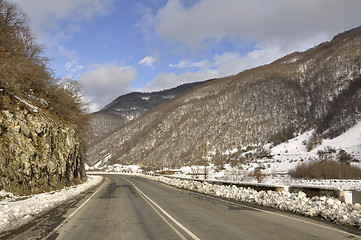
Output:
163 95 175 99
145 175 361 228
0 176 103 233
91 164 143 173
13 95 38 112
89 155 112 170
269 122 361 173
224 148 238 155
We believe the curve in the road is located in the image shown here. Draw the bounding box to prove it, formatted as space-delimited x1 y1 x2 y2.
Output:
50 175 361 240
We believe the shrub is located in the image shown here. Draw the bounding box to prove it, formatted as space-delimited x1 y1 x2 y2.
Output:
306 133 323 151
289 160 361 179
337 149 354 164
251 167 265 183
0 0 88 134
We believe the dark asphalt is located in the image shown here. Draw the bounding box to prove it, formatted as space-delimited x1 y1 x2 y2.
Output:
51 175 360 240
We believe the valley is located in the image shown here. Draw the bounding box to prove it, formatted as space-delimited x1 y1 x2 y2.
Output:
1 1 361 238
86 26 361 185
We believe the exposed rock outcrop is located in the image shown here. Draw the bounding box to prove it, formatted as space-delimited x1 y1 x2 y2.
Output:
0 105 86 195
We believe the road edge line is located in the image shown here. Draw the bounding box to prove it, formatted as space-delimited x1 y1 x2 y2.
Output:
45 179 105 239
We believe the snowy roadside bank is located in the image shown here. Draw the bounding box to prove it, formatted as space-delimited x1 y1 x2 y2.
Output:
143 174 361 229
0 175 103 233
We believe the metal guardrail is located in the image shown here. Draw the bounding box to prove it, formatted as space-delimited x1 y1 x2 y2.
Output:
87 172 361 204
154 173 361 204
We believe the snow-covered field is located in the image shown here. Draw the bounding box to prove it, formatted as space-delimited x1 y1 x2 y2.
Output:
144 174 361 228
268 121 361 173
0 175 103 233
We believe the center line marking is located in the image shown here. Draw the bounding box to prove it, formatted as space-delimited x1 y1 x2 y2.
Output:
124 177 201 240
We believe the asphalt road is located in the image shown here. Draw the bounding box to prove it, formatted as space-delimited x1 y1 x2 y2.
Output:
50 175 360 240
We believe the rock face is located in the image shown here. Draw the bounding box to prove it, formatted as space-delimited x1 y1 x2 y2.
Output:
0 107 86 195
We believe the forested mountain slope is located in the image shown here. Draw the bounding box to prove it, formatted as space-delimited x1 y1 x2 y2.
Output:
88 80 209 144
86 26 361 170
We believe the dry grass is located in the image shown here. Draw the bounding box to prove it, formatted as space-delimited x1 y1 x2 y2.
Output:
289 160 361 179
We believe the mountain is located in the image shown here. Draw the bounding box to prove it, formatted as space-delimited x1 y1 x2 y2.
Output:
87 80 209 144
86 26 361 170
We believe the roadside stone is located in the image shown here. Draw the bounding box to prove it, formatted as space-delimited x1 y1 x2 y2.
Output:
353 203 361 211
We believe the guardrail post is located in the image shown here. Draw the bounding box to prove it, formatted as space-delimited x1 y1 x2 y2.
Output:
352 191 361 205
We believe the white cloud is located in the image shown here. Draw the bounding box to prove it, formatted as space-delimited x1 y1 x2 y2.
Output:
213 45 288 75
169 60 209 69
147 0 361 50
64 60 85 79
144 44 288 92
138 56 156 68
79 64 136 112
142 69 217 92
10 0 114 44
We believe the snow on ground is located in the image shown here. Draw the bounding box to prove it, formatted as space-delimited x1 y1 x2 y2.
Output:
13 95 39 112
168 164 361 191
87 163 143 173
106 164 142 173
270 121 361 174
87 154 112 170
0 175 103 233
169 122 361 189
144 174 361 228
266 175 361 191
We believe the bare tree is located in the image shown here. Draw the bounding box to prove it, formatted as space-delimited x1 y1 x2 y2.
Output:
0 0 88 134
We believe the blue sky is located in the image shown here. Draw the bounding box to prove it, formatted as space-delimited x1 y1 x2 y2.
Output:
9 0 361 112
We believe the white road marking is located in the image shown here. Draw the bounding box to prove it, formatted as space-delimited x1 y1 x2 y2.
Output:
124 177 201 240
45 181 104 239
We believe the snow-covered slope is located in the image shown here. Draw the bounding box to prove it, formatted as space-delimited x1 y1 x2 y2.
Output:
0 176 103 233
269 121 361 174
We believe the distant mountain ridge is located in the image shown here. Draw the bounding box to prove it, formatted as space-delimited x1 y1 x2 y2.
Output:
100 80 211 117
87 80 210 144
86 26 361 170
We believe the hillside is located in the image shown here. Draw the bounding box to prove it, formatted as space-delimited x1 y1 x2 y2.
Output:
86 26 361 171
0 0 87 194
88 80 209 143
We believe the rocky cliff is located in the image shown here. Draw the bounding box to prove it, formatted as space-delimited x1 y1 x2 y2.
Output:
0 97 86 195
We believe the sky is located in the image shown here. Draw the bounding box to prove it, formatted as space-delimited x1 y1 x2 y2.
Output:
8 0 361 112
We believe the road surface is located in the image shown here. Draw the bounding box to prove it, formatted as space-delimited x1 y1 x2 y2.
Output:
49 174 360 240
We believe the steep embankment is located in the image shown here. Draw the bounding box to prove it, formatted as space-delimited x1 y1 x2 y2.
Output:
0 95 86 195
87 26 361 169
